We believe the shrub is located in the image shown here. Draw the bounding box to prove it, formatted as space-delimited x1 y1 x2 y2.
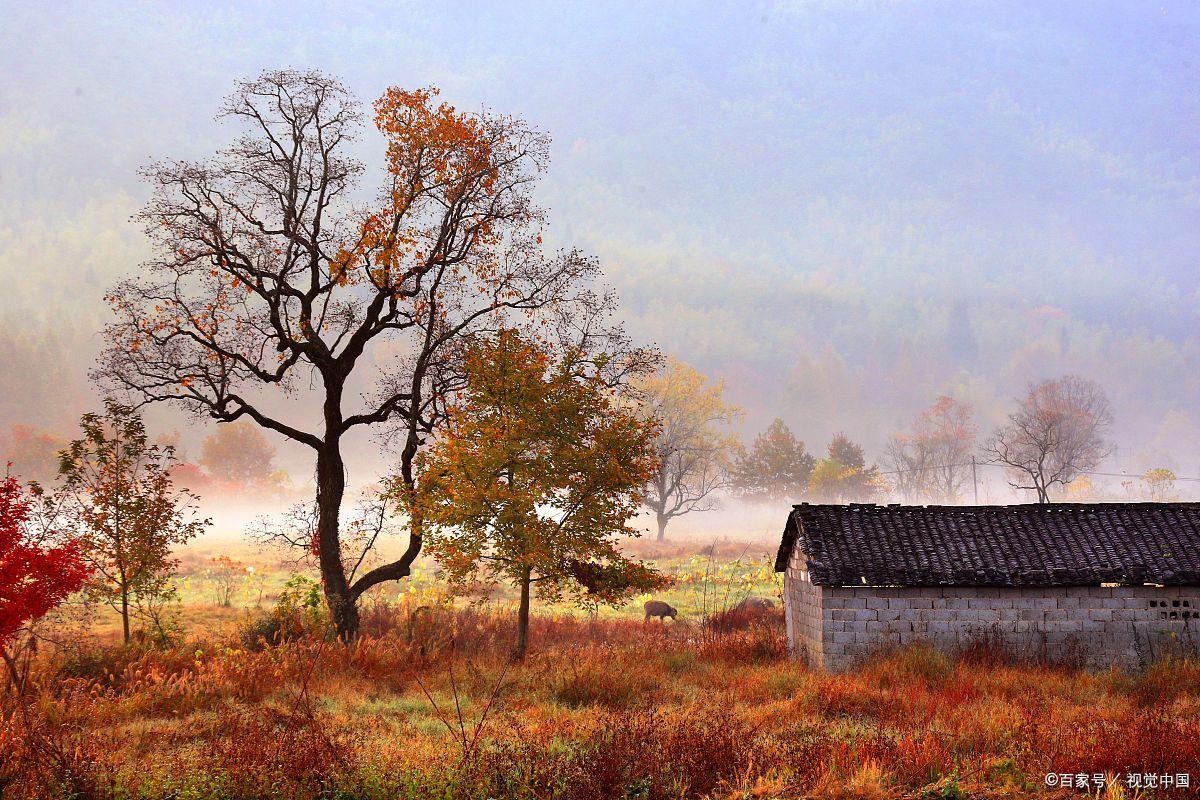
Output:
550 648 660 709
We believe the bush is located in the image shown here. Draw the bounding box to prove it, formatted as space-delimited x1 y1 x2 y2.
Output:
550 649 660 709
237 574 330 650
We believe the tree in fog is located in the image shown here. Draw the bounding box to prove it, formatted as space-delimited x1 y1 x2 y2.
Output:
809 432 885 502
985 376 1113 503
1140 468 1178 502
0 425 66 487
885 396 977 503
98 70 636 639
731 418 814 503
199 421 280 486
634 359 740 540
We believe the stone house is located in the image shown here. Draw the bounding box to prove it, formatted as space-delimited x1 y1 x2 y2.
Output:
776 503 1200 670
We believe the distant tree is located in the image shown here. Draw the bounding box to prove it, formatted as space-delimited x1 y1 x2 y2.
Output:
57 401 208 643
1064 475 1101 502
635 359 741 540
0 473 91 687
985 376 1113 503
207 555 246 607
809 433 884 503
198 420 288 493
885 396 977 503
1141 468 1178 502
0 425 66 487
731 418 814 503
827 433 865 471
408 330 665 658
98 70 632 640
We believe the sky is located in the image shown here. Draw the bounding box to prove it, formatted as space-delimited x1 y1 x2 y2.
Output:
2 1 1199 500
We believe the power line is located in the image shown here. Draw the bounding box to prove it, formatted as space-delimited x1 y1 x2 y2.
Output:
876 460 1200 483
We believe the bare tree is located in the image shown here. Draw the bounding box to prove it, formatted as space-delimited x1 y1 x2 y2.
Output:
98 70 628 639
985 376 1113 503
885 396 977 503
634 359 740 540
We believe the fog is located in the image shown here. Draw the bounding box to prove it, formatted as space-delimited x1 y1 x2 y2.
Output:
4 2 1200 525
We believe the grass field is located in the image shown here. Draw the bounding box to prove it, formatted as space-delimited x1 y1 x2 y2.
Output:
4 538 1199 799
120 536 784 642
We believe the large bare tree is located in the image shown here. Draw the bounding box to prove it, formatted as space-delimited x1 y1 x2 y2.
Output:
98 70 622 638
985 376 1113 503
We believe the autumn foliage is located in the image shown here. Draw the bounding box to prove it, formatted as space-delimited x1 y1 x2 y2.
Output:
99 70 637 639
0 473 89 647
409 330 665 656
2 603 1199 798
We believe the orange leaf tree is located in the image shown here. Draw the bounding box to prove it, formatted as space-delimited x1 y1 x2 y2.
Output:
99 71 635 639
405 330 666 659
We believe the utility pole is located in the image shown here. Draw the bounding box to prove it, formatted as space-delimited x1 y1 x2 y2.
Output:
972 456 979 504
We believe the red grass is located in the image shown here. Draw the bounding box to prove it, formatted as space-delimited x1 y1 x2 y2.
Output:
2 602 1198 799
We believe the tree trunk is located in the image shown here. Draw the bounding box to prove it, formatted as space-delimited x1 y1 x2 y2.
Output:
1 647 24 695
316 440 356 641
121 588 131 644
514 568 532 660
656 512 668 542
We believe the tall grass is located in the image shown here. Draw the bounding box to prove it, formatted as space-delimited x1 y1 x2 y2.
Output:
2 600 1198 799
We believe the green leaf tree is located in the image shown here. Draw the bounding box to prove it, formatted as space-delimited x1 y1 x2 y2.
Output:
809 432 886 503
57 400 208 644
731 418 815 503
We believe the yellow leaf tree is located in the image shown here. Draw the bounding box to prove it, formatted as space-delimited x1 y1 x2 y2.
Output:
406 330 666 659
634 359 741 540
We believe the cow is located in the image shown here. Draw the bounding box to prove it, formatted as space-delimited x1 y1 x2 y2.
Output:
644 600 678 621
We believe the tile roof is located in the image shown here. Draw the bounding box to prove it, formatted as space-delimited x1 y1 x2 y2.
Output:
774 503 1200 587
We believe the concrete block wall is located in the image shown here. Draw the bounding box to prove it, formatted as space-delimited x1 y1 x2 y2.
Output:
784 548 1200 670
782 546 823 666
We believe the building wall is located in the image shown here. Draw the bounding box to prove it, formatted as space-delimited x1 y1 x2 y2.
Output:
782 546 823 666
784 548 1200 670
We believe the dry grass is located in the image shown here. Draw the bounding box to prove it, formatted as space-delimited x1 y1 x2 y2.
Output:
3 601 1199 799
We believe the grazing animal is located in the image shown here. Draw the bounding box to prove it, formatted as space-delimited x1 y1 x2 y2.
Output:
734 596 775 611
644 600 678 621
